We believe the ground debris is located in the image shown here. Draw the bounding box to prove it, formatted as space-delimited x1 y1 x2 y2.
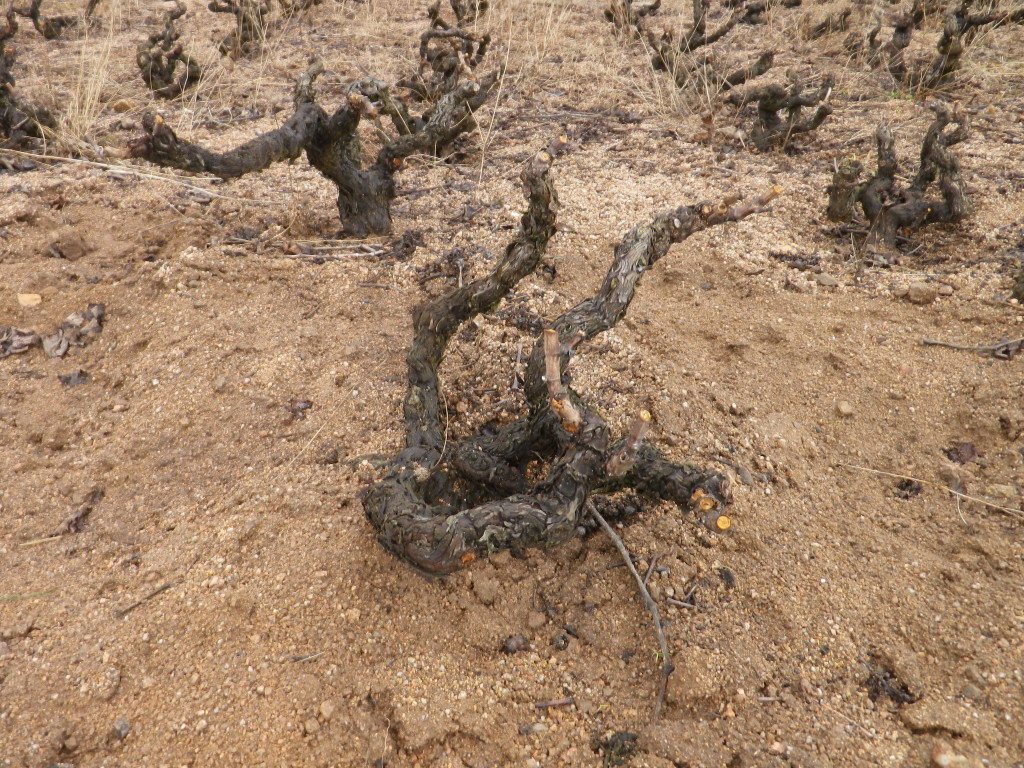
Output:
0 303 105 360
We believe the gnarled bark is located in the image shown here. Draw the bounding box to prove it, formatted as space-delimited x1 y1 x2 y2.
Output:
137 1 202 99
396 0 491 103
606 0 777 95
1 7 54 149
364 140 779 575
131 28 498 237
13 0 76 39
209 0 270 59
827 101 970 260
848 0 1024 92
726 73 833 151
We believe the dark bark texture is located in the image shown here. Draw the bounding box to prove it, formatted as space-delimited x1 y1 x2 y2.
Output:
209 0 270 59
1 7 54 149
395 0 491 103
137 1 202 99
605 0 781 94
847 0 1024 92
726 73 833 151
827 101 970 259
364 141 779 575
13 0 77 39
130 4 499 237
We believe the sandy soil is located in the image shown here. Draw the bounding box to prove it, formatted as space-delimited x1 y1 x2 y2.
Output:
2 1 1023 766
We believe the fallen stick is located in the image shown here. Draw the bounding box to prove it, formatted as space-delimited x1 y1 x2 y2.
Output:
588 501 672 720
922 337 1023 359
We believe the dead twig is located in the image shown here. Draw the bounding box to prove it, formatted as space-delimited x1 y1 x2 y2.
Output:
52 489 104 536
113 581 174 618
839 463 1024 522
534 697 575 709
922 337 1023 359
588 501 671 720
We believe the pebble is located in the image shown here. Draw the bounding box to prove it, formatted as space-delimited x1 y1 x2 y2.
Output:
0 641 10 657
648 582 663 601
111 717 131 740
526 611 547 630
501 634 528 654
938 284 954 296
303 718 320 735
835 401 854 418
814 273 839 287
959 683 983 702
196 719 208 733
906 282 938 305
319 701 335 721
931 740 969 767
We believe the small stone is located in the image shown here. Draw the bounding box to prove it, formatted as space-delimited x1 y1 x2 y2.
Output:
526 611 547 630
319 701 335 721
17 293 42 307
835 401 854 418
814 273 839 288
906 282 938 305
212 375 228 392
648 582 663 601
0 641 10 657
552 633 570 650
931 740 968 768
303 717 321 735
769 741 786 754
141 676 155 689
501 634 528 654
959 683 983 702
938 284 954 296
196 719 208 732
891 284 909 298
111 717 131 740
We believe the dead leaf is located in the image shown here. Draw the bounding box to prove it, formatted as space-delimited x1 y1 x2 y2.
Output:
0 326 41 358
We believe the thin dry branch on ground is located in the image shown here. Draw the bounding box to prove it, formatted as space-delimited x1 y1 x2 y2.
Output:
363 139 781 576
1 6 55 149
827 100 970 261
725 72 833 151
130 5 500 237
137 0 202 99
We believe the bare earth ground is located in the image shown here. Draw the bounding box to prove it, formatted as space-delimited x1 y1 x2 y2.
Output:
2 1 1024 766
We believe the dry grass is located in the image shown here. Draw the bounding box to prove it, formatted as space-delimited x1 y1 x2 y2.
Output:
7 0 1024 160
